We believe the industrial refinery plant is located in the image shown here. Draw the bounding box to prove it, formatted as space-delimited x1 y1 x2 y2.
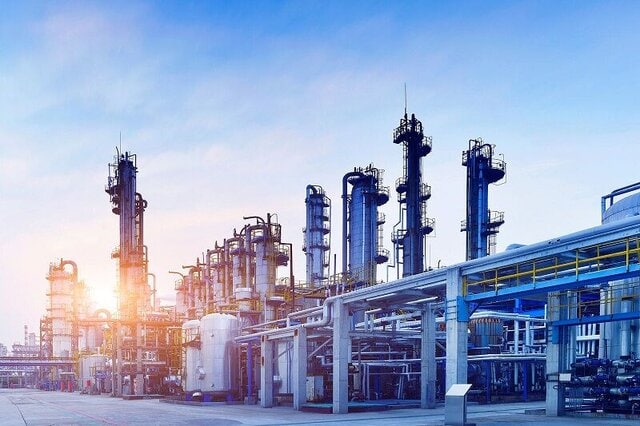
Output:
3 110 640 421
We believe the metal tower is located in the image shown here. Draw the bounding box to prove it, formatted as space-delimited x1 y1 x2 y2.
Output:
106 149 149 396
461 138 506 260
343 165 389 286
303 185 331 288
392 113 434 277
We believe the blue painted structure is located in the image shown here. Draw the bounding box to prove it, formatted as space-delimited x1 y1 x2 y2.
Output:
461 138 506 261
392 112 434 277
343 165 389 285
303 185 331 287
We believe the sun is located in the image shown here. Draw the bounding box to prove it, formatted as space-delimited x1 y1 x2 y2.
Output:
88 281 118 313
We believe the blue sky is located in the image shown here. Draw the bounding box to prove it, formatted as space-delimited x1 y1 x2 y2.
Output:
0 1 639 346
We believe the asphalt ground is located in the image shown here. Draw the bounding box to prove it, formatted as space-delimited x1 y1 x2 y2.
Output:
0 388 636 425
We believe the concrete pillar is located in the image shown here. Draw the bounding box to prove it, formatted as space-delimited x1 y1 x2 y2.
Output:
421 304 436 408
445 267 467 391
546 291 566 416
260 335 274 408
293 327 307 410
332 300 351 414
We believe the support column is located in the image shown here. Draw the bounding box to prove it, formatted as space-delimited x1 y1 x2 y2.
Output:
260 335 274 408
115 325 122 397
421 304 436 408
332 300 351 414
293 327 308 410
546 291 566 416
445 267 467 391
111 323 117 396
135 323 144 395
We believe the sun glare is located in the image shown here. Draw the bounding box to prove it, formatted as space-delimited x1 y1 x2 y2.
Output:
88 281 118 312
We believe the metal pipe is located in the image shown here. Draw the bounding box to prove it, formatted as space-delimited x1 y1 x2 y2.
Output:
60 259 78 282
621 298 632 357
281 242 295 314
147 273 156 310
247 343 253 399
287 305 322 320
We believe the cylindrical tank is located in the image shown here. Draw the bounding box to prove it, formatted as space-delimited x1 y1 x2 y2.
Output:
210 249 225 305
47 264 74 357
228 238 245 290
347 166 388 285
275 340 292 394
600 192 640 359
182 319 202 392
469 317 503 353
304 185 331 287
200 313 240 397
79 354 107 392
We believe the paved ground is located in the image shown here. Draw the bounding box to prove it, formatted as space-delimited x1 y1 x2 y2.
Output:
0 388 635 425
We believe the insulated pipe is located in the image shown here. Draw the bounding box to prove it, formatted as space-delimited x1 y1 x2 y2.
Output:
220 239 229 300
621 298 632 357
237 296 339 344
147 273 156 310
226 236 245 290
182 265 200 311
245 223 270 291
243 225 254 293
205 249 212 311
60 259 78 282
287 305 323 321
247 342 253 399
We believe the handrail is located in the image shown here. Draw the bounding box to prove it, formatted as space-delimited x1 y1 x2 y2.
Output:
464 236 640 295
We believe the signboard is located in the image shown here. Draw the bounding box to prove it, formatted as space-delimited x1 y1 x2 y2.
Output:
446 383 472 397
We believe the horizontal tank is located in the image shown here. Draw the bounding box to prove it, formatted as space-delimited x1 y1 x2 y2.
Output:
200 313 240 396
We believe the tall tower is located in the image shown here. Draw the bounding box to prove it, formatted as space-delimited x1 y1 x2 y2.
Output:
244 214 289 322
343 165 389 286
106 150 149 396
45 260 77 358
106 151 150 320
461 139 506 260
392 113 434 277
303 185 331 287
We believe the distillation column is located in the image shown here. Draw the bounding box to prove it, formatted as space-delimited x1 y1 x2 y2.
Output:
343 165 389 285
303 185 331 287
46 259 78 358
106 150 150 396
392 113 434 277
246 214 288 322
461 138 506 260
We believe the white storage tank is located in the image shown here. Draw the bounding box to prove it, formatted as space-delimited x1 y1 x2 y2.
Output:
182 319 202 392
79 354 107 392
200 313 239 397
